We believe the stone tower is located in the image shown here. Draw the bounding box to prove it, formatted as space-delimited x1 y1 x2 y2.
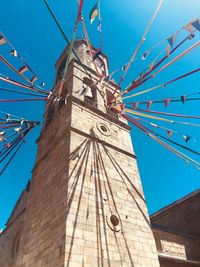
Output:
0 40 160 267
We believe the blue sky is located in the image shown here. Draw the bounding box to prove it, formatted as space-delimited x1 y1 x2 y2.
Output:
0 0 199 229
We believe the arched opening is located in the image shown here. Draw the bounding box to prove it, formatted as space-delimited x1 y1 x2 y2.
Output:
82 77 97 107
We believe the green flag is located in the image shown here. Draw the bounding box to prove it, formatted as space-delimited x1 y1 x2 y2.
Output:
89 3 98 24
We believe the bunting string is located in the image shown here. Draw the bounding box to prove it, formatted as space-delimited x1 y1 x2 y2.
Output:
149 133 200 169
57 0 85 97
0 98 48 103
122 113 200 169
134 108 200 119
165 67 200 86
128 114 200 156
121 91 200 107
81 17 101 77
157 134 200 156
109 0 163 105
0 112 39 174
152 41 200 78
140 17 200 60
120 67 200 101
0 55 37 86
122 108 200 127
43 0 90 78
0 86 47 97
0 140 24 176
129 115 194 142
119 34 194 97
0 32 46 87
0 32 38 77
0 74 49 95
117 0 163 86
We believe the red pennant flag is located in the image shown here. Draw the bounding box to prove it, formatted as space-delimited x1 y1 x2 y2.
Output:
30 76 38 83
167 130 173 138
164 98 170 107
19 65 28 74
181 95 186 104
146 100 153 109
4 142 11 149
0 35 6 46
133 102 139 110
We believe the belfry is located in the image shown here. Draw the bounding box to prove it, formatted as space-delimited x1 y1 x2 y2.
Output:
0 40 160 267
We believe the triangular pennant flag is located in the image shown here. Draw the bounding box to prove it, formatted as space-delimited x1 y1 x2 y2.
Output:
133 102 139 110
184 22 196 33
180 95 186 104
0 131 6 142
167 130 173 138
164 98 170 107
93 49 102 61
19 65 28 74
150 123 158 128
142 49 151 60
30 76 38 83
97 22 101 32
167 32 178 48
146 100 153 109
0 34 6 46
4 142 11 149
191 19 200 31
182 135 191 143
166 45 171 57
9 49 18 57
14 127 21 134
122 63 129 72
0 131 6 137
6 114 11 121
89 3 98 24
131 79 137 85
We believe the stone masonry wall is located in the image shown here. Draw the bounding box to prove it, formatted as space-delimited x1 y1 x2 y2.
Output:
153 228 200 262
64 102 160 267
